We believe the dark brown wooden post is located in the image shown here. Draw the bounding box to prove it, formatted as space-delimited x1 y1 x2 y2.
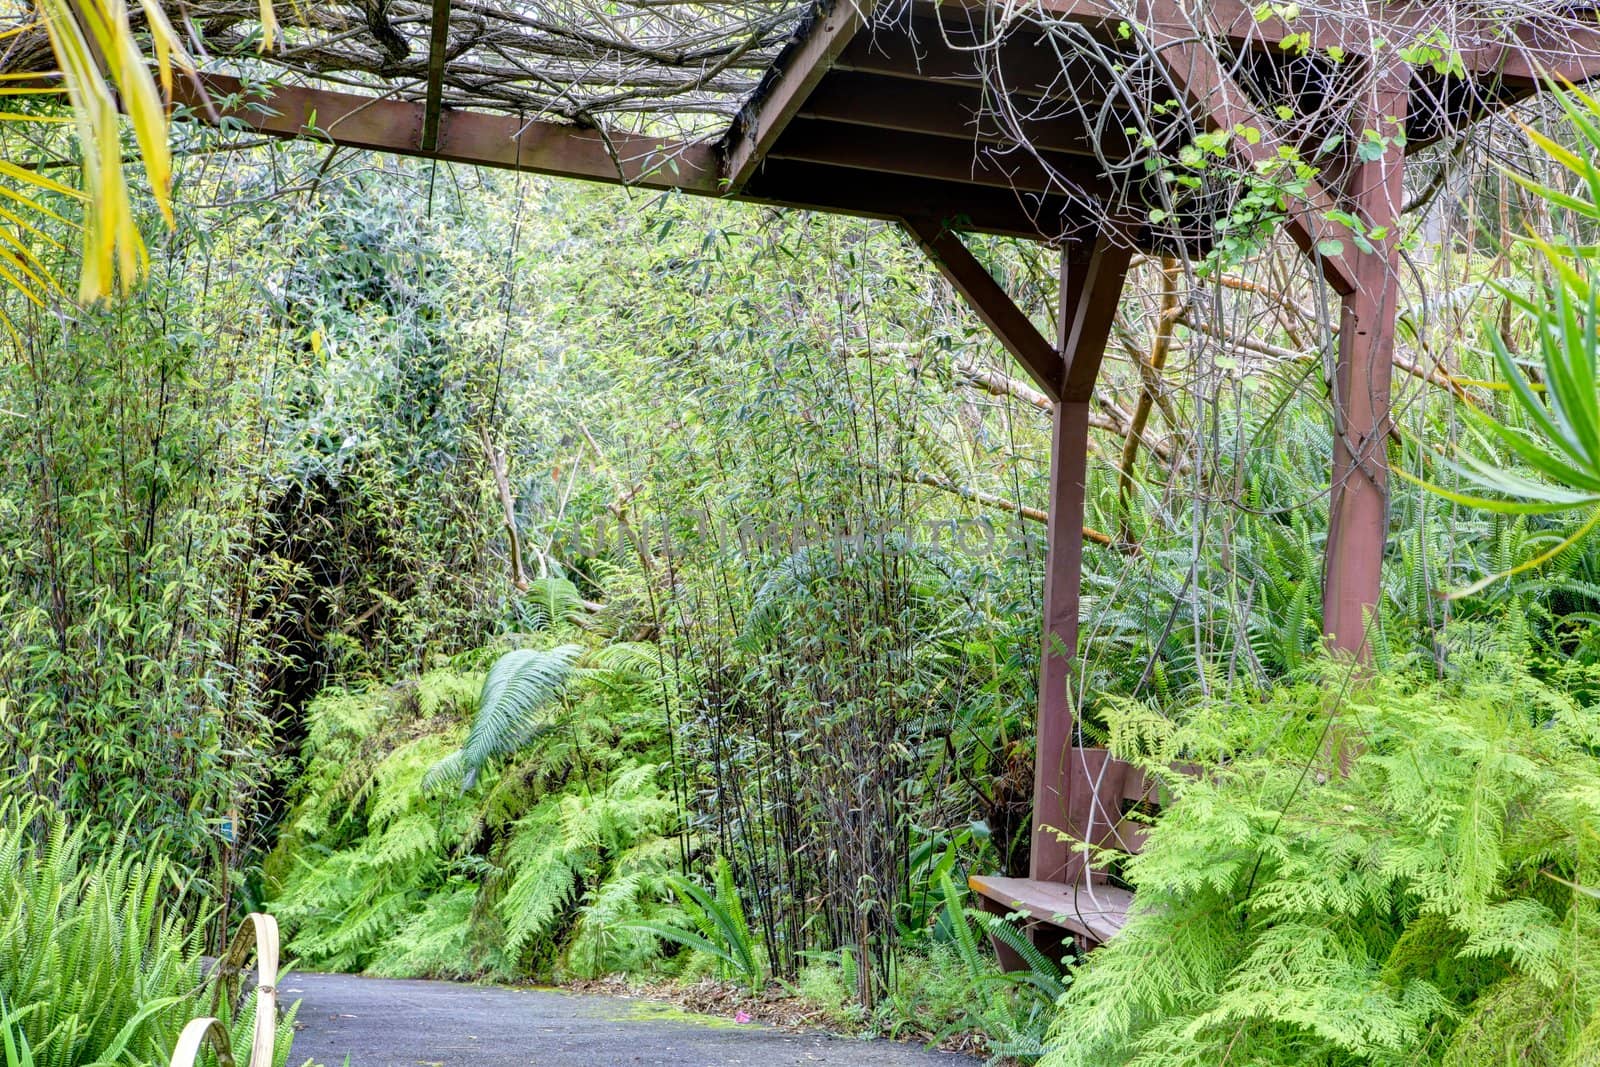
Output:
1323 68 1409 656
1031 235 1131 883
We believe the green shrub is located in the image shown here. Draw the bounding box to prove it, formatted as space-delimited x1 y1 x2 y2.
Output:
0 800 295 1067
0 801 202 1065
267 679 483 974
629 855 767 991
268 644 681 981
1043 658 1600 1066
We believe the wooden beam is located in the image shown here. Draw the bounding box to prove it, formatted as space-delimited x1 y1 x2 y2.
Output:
768 118 1117 198
741 160 1091 241
913 0 1339 54
1033 234 1131 885
921 0 1600 85
175 76 1109 244
172 75 721 191
902 216 1063 401
835 13 1175 110
1156 42 1359 295
1060 235 1134 401
1454 23 1600 87
420 0 452 152
1323 66 1409 658
1035 0 1348 53
720 0 871 192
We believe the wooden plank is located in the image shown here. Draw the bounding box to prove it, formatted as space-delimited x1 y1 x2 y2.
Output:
799 70 1143 158
835 13 1167 109
1156 41 1359 296
902 216 1063 401
177 77 1111 245
969 874 1133 946
172 74 722 192
741 160 1092 241
917 0 1330 52
721 0 872 192
1456 23 1600 87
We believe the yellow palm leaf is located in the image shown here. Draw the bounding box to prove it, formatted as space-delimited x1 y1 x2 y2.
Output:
27 0 193 301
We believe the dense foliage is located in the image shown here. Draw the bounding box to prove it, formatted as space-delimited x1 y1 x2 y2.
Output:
10 51 1600 1067
1047 657 1600 1065
266 602 681 980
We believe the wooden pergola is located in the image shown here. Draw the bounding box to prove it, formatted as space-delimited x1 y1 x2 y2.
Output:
167 0 1600 953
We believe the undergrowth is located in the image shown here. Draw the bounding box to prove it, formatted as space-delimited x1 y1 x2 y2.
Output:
0 801 298 1067
264 631 1050 1060
266 625 683 981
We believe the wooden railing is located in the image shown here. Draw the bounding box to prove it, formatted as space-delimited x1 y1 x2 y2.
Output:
168 912 280 1067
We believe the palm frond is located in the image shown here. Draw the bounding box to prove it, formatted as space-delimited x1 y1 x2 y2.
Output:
456 645 583 788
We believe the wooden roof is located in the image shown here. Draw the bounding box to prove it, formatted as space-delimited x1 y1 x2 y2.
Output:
176 2 1600 256
158 1 1600 393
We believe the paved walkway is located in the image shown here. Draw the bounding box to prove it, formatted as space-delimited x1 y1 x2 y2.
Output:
281 971 979 1067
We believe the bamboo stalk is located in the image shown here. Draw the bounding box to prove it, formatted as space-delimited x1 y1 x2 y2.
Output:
480 424 531 591
951 358 1127 441
1179 315 1477 406
1117 258 1181 546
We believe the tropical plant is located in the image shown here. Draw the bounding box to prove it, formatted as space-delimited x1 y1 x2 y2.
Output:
493 762 678 976
13 0 191 309
1408 81 1600 591
930 877 1061 1060
268 639 681 982
0 998 37 1067
445 643 585 789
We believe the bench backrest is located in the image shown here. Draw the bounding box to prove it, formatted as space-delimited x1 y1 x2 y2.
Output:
1061 746 1165 885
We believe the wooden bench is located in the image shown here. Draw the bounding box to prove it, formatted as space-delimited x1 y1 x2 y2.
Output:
969 746 1163 966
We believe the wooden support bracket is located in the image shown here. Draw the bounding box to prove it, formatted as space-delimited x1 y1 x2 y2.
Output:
1060 236 1136 400
901 216 1063 401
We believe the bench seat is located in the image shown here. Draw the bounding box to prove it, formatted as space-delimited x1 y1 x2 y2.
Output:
969 873 1133 946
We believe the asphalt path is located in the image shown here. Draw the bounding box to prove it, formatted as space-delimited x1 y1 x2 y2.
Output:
280 971 981 1067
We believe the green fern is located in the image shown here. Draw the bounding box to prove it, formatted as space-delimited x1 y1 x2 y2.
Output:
0 801 293 1067
269 642 680 984
933 873 1069 1063
519 576 591 632
1041 657 1600 1067
629 856 767 991
497 765 678 969
367 881 479 979
564 835 681 978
